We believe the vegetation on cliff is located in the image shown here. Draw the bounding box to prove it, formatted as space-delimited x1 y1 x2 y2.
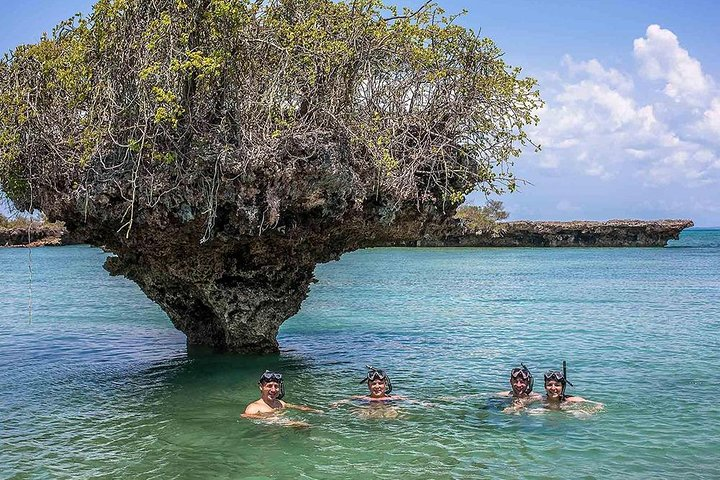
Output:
0 0 542 353
0 0 540 231
454 200 509 235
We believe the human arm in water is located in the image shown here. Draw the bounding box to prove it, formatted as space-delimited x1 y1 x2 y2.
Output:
284 402 323 414
394 396 437 407
241 400 317 427
241 412 273 420
564 396 604 410
331 394 433 407
502 392 542 413
330 395 369 407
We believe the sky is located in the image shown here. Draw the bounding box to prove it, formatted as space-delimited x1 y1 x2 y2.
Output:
1 1 719 226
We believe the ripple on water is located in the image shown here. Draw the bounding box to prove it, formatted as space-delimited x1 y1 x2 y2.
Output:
2 234 720 479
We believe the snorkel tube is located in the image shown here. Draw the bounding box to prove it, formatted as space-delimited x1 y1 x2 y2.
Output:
258 370 285 400
510 363 534 396
360 365 392 395
561 360 575 398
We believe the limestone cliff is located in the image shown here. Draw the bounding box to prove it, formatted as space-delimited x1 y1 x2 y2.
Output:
55 136 458 354
0 0 541 353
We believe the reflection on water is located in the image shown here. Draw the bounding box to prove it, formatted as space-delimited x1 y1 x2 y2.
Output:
1 229 720 479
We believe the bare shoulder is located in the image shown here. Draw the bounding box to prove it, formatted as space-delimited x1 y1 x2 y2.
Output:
243 400 263 415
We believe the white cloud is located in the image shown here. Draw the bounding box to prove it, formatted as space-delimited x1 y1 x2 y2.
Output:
693 97 720 140
538 152 560 169
625 148 652 159
529 24 719 191
633 24 713 105
640 197 720 217
636 146 719 186
584 162 611 179
562 55 634 92
556 81 637 129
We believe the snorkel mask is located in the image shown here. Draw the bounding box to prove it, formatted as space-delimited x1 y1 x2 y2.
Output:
543 361 573 398
360 365 392 395
258 370 285 400
510 363 534 395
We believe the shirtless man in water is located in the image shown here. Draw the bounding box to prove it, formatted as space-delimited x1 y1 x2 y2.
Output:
500 364 542 413
242 371 320 419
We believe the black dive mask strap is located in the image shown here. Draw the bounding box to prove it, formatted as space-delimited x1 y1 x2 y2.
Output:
362 366 392 395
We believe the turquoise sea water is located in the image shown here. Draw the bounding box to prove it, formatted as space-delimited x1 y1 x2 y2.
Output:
1 229 719 479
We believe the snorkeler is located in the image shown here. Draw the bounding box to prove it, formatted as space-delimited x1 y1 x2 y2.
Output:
360 366 399 401
543 362 603 409
502 364 542 400
499 364 541 413
242 370 321 419
330 366 406 406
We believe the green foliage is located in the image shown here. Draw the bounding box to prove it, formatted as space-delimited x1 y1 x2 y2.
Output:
0 0 542 225
455 200 509 234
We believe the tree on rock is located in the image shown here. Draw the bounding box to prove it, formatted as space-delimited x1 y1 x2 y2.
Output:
455 200 510 236
0 0 542 353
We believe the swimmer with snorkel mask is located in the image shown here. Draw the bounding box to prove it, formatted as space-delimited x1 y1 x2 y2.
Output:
499 363 542 413
242 370 322 424
330 366 407 407
543 361 603 411
330 366 416 418
360 366 401 401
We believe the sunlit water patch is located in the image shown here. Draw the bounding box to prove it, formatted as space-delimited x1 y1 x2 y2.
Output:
1 229 719 479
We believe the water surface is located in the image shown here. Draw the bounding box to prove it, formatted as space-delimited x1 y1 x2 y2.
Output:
1 229 719 479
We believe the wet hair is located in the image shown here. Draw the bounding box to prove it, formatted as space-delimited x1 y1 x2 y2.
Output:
359 365 392 395
510 363 534 395
258 370 285 400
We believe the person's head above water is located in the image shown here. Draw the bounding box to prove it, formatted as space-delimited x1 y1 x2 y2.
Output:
544 363 574 401
360 365 392 397
258 370 285 401
510 364 534 397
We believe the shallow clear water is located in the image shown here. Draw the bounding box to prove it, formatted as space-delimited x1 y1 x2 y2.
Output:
1 229 719 479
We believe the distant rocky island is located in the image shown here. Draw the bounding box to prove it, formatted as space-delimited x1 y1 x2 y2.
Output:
0 222 70 248
415 219 695 248
2 219 694 248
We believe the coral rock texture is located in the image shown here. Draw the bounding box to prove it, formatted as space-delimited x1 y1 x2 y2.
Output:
53 138 454 354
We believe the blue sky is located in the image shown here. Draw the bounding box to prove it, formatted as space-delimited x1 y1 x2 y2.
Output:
2 1 719 225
